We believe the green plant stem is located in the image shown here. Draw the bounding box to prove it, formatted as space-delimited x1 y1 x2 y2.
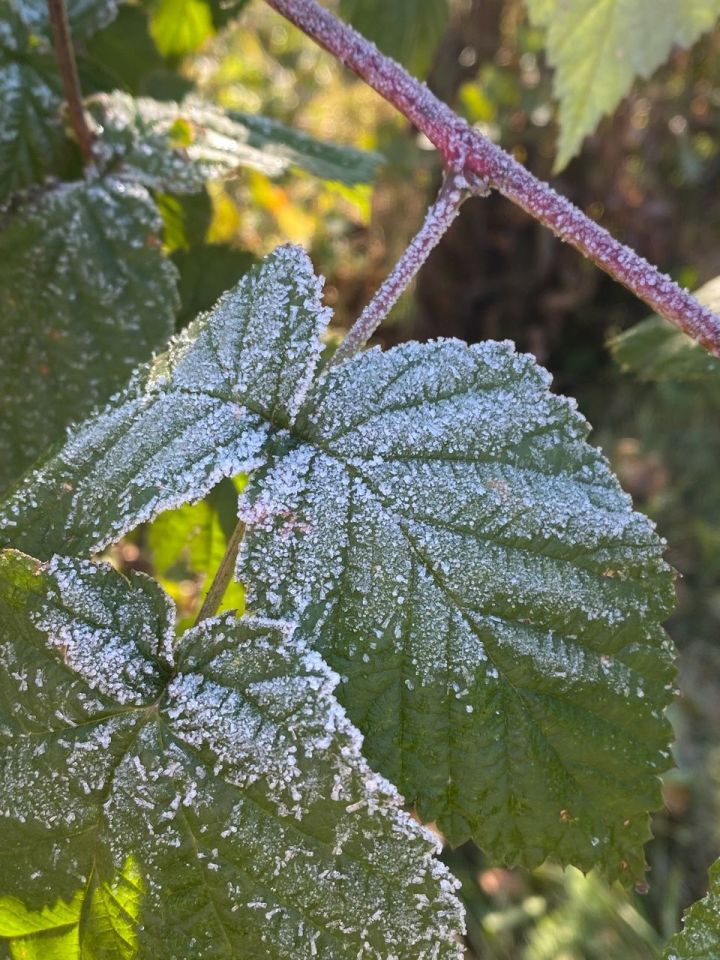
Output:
332 170 488 365
195 518 246 623
46 0 93 165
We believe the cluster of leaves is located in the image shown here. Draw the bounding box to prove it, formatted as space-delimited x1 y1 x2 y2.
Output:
0 0 380 491
0 231 680 955
0 0 717 956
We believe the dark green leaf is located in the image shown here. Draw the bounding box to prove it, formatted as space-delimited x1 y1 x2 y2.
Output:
0 246 326 556
0 550 465 959
0 4 63 202
0 248 676 880
239 337 676 879
0 0 123 200
339 0 449 75
664 857 720 959
0 177 178 492
610 277 720 382
172 243 256 326
87 91 384 188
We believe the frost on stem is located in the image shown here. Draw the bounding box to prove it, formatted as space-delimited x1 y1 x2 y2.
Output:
333 169 488 365
263 0 720 356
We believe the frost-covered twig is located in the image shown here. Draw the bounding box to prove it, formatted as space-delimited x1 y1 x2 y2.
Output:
47 0 93 165
195 518 246 623
263 0 720 357
333 171 486 364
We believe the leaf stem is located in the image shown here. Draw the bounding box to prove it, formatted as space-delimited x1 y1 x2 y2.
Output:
47 0 93 165
333 170 487 364
262 0 720 357
195 518 246 623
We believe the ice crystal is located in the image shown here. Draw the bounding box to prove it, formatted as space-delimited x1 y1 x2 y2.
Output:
0 551 464 958
664 856 720 959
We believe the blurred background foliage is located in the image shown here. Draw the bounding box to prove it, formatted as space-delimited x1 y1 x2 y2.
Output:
92 0 720 956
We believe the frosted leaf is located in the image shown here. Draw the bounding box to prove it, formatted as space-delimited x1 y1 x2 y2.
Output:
0 3 63 202
0 246 327 557
238 338 676 880
4 0 118 41
0 551 465 959
0 247 675 880
0 176 178 493
664 858 720 959
0 0 120 201
86 91 384 190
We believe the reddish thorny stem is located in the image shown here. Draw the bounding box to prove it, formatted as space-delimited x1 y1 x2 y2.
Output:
264 0 720 357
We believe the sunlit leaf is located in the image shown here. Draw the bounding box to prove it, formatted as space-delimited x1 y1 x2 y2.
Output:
526 0 720 169
0 859 144 960
148 0 213 58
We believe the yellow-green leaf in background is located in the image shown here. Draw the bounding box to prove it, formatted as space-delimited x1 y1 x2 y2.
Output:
526 0 720 170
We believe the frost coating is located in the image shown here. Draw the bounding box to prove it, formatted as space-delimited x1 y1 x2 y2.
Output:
0 176 178 492
0 551 465 959
86 91 383 190
238 337 677 879
0 245 327 552
664 857 720 959
0 0 120 202
0 246 676 880
0 3 62 202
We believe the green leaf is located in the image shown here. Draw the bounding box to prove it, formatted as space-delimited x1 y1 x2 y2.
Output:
664 858 720 959
0 177 178 494
172 244 256 327
87 91 384 188
525 0 720 170
238 338 676 879
0 4 63 202
611 276 720 382
0 550 465 959
0 247 675 880
4 0 118 42
0 245 326 557
0 858 144 959
0 0 121 202
339 0 449 76
148 0 213 58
